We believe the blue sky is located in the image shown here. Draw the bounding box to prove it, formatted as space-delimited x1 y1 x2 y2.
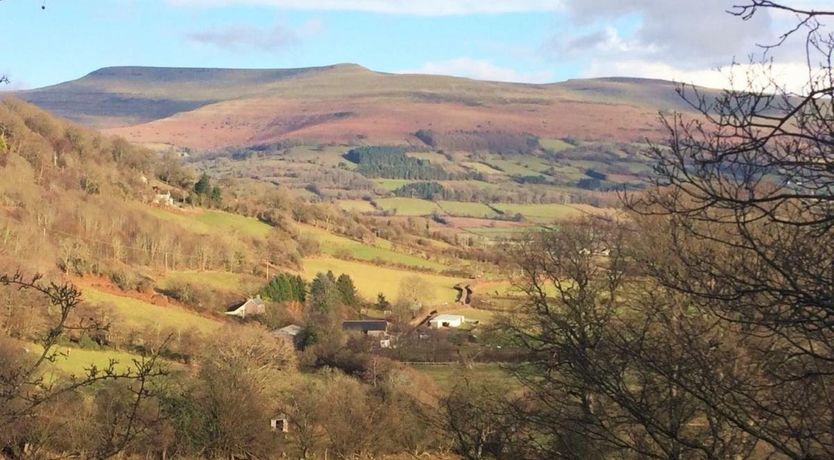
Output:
0 0 818 90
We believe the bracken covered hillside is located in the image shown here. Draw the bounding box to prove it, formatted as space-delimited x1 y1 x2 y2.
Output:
19 64 713 150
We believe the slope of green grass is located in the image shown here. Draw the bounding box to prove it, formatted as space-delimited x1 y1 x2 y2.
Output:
159 270 261 293
39 345 147 377
298 224 447 271
302 256 463 303
194 210 273 238
81 286 223 334
143 208 272 238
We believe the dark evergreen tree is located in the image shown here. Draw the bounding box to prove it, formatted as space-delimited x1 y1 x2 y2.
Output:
193 173 211 195
336 274 359 307
261 273 307 302
309 272 341 312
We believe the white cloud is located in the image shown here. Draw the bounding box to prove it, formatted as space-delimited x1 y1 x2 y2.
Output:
553 0 775 69
185 23 297 50
184 19 323 51
402 58 555 84
167 0 564 15
582 59 814 93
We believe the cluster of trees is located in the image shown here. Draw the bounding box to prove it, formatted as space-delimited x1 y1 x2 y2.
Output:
345 146 479 180
261 273 307 302
393 181 447 200
309 271 359 312
189 173 222 207
423 130 540 155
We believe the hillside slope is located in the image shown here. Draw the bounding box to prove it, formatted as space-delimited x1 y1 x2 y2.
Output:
19 64 708 151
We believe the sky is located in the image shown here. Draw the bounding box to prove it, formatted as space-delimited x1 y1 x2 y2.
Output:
0 0 827 90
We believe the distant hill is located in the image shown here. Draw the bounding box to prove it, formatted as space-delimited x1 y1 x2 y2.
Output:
18 64 712 151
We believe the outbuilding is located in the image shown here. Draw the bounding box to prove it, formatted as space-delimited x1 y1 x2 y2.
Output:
429 314 465 329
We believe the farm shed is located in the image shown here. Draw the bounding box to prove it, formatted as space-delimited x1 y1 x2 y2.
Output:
342 320 389 337
429 314 465 329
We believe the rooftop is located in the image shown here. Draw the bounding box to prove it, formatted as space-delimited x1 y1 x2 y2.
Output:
342 320 388 332
430 314 465 322
273 324 303 336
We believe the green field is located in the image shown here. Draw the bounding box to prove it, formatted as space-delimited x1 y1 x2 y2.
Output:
81 286 223 334
493 203 583 222
375 197 442 216
411 363 515 392
302 256 464 303
145 208 272 238
298 224 447 271
436 201 498 218
159 270 261 293
484 156 550 177
38 345 148 378
194 210 273 238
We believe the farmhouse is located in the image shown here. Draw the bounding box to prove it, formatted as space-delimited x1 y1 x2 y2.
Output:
429 314 465 329
225 295 266 318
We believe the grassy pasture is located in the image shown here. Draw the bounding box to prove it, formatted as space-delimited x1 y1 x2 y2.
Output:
297 224 447 271
194 210 273 238
302 256 464 303
484 156 551 177
436 201 497 218
411 363 515 393
159 270 261 294
37 345 148 378
493 203 584 222
144 208 272 238
81 285 223 335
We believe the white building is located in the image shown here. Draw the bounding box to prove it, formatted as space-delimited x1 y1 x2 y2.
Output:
225 296 266 319
429 314 465 329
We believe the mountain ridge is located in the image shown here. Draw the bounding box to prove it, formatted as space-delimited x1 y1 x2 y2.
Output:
16 64 708 150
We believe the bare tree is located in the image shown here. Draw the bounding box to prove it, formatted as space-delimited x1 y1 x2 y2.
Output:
0 272 167 459
622 2 834 458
